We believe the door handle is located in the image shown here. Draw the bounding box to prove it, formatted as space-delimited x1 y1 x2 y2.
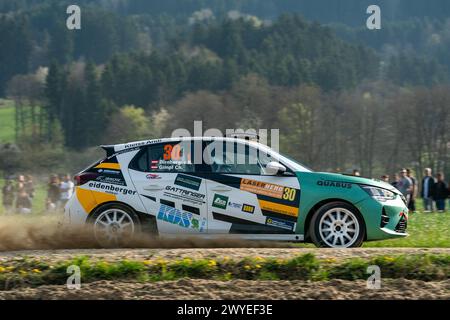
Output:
144 185 164 191
210 186 233 192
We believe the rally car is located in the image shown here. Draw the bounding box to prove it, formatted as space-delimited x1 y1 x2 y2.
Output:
64 136 408 248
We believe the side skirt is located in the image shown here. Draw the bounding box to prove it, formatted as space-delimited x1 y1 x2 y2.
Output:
158 233 304 242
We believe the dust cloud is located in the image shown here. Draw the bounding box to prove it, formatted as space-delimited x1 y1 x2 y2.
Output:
0 215 287 251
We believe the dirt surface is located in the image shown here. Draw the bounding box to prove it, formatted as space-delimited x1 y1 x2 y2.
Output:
1 248 449 300
1 247 449 264
0 278 448 300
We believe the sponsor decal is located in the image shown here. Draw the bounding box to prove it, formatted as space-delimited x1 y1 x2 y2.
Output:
95 176 126 186
212 194 228 210
228 201 242 209
146 173 161 179
97 169 121 175
157 204 206 232
240 179 298 203
88 182 137 195
163 186 206 205
241 204 255 214
174 174 202 191
240 178 284 198
258 200 298 217
124 141 148 149
265 217 295 231
94 168 126 186
317 179 352 189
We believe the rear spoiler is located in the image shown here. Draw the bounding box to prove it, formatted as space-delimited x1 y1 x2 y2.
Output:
100 145 115 158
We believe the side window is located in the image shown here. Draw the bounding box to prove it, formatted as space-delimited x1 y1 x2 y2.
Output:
130 141 195 173
204 141 263 175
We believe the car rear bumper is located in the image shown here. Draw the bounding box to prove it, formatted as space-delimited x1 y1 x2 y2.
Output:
64 191 89 226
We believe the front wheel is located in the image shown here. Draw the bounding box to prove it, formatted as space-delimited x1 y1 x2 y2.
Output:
309 202 365 248
88 203 141 247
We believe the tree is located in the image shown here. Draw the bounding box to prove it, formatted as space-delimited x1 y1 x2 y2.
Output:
104 106 152 143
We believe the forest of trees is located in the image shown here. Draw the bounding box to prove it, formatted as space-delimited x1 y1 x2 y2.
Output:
0 0 449 179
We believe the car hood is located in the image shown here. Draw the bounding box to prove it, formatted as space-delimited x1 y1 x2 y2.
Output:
308 172 401 194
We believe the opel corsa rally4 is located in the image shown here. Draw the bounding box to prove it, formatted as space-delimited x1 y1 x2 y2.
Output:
64 137 408 248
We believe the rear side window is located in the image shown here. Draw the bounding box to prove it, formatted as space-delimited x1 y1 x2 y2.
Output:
130 141 195 173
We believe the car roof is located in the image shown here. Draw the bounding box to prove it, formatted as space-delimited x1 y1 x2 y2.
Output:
102 136 271 157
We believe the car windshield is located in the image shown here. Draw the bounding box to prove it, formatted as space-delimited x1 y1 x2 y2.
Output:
264 148 312 172
278 153 313 172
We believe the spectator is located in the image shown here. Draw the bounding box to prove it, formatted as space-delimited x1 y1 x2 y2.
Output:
406 168 417 213
16 189 32 214
421 168 436 212
46 175 60 212
381 175 390 183
16 174 26 195
434 173 449 212
59 174 74 208
353 169 361 177
2 179 15 214
24 175 35 199
397 169 413 206
391 173 400 189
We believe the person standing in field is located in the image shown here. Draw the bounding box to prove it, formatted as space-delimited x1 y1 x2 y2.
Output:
2 179 15 214
391 173 400 189
434 173 449 212
397 169 413 206
59 174 74 209
46 174 60 212
421 168 436 212
16 189 32 214
406 168 417 213
24 175 35 199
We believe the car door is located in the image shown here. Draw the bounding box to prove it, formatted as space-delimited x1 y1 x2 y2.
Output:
201 140 301 235
128 140 208 234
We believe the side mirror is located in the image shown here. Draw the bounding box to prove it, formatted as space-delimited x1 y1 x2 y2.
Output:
265 161 287 175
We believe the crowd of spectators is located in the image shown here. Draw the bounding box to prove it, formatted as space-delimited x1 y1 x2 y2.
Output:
1 174 74 214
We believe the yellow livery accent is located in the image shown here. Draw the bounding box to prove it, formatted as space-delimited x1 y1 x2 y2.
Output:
76 187 117 214
95 163 121 170
258 200 299 217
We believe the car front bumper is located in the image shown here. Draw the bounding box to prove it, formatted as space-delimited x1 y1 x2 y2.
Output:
355 196 409 240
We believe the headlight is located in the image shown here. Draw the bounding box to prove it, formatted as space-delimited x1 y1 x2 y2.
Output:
360 185 396 202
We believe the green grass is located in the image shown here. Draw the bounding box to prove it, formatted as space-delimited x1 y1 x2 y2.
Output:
363 211 450 248
0 254 449 290
0 99 15 143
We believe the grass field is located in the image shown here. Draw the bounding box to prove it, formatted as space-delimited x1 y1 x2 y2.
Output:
0 179 448 247
0 99 15 143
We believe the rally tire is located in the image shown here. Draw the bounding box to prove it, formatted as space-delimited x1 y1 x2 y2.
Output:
309 202 365 248
88 203 141 247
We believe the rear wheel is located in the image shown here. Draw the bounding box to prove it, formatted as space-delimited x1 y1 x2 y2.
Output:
89 203 141 247
309 202 365 248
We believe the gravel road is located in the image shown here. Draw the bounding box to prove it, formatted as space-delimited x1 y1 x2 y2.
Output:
1 247 449 263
